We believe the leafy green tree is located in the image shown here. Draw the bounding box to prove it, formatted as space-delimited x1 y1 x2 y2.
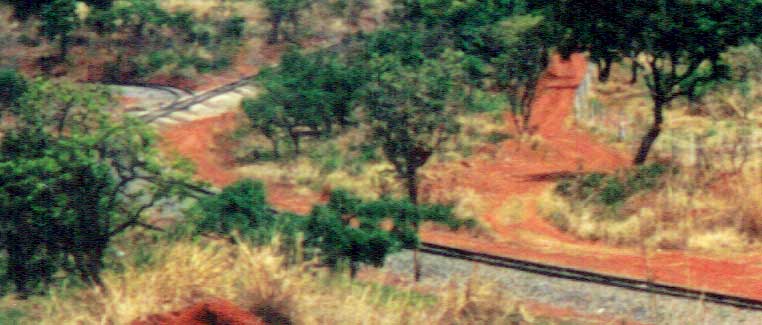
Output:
243 47 365 156
490 14 553 132
329 0 370 27
0 80 196 296
389 0 540 61
40 0 78 60
260 0 310 44
111 0 170 45
553 0 762 164
305 205 397 277
0 69 27 111
193 179 277 243
3 0 111 20
361 50 463 204
307 189 464 278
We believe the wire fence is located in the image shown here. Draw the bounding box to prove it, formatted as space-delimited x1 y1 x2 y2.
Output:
573 63 762 171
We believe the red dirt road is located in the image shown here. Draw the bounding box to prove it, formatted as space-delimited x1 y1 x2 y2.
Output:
133 299 263 325
421 53 762 301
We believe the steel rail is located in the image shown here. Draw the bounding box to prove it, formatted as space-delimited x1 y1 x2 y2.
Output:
139 75 258 123
419 242 762 310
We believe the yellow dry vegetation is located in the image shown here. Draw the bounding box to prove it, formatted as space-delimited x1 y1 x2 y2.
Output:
3 239 578 324
543 50 762 254
235 111 508 218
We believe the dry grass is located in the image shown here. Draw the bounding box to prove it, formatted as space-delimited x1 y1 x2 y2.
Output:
550 51 762 254
3 239 574 324
538 167 762 254
235 110 509 215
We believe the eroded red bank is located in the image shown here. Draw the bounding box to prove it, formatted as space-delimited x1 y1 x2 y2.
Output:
133 299 264 325
158 53 762 304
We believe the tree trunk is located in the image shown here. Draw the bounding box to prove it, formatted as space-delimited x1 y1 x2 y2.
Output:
267 14 282 44
59 35 70 61
290 131 300 156
285 12 300 43
405 162 417 204
630 61 639 84
349 261 358 278
413 246 421 282
269 137 280 158
634 101 665 165
598 57 613 82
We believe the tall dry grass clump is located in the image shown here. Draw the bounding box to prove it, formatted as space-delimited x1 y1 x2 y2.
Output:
539 166 762 253
14 239 558 324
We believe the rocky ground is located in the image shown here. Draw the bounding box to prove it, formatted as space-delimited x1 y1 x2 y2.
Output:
383 251 762 324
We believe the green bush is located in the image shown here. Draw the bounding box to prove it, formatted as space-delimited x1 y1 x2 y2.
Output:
554 163 670 210
194 179 276 244
188 183 473 277
221 16 246 40
0 68 27 109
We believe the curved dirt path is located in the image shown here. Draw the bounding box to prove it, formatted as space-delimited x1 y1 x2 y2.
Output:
421 54 762 303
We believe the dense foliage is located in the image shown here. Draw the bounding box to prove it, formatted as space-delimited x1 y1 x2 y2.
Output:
243 47 366 156
0 80 197 296
552 0 762 164
260 0 311 44
191 181 467 277
555 163 669 210
2 0 111 20
0 69 27 109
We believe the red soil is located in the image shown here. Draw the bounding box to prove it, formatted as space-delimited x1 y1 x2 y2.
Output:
133 299 264 325
158 112 318 214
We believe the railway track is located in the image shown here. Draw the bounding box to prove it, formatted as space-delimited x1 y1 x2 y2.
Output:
419 242 762 311
138 75 258 123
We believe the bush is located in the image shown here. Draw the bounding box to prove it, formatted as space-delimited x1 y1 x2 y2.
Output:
221 16 246 40
188 183 472 277
554 163 670 211
193 179 277 244
0 68 27 109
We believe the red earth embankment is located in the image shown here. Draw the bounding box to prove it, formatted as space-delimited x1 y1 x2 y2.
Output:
133 299 264 325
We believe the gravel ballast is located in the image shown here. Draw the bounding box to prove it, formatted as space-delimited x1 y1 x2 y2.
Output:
383 251 762 324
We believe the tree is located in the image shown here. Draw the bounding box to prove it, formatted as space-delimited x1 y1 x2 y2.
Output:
305 189 461 278
553 0 762 164
243 47 365 156
193 179 277 244
0 69 27 111
260 0 310 44
361 50 463 204
188 183 467 279
305 205 397 277
329 0 370 27
490 14 553 133
40 0 78 60
110 0 170 45
3 0 111 20
0 80 197 296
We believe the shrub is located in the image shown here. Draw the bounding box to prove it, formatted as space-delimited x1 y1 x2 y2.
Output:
555 163 669 211
0 68 27 109
194 179 277 244
189 183 471 277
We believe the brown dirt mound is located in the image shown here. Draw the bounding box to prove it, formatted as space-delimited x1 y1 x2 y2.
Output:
133 299 264 325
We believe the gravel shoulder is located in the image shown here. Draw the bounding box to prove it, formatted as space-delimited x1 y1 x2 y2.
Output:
383 251 762 324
